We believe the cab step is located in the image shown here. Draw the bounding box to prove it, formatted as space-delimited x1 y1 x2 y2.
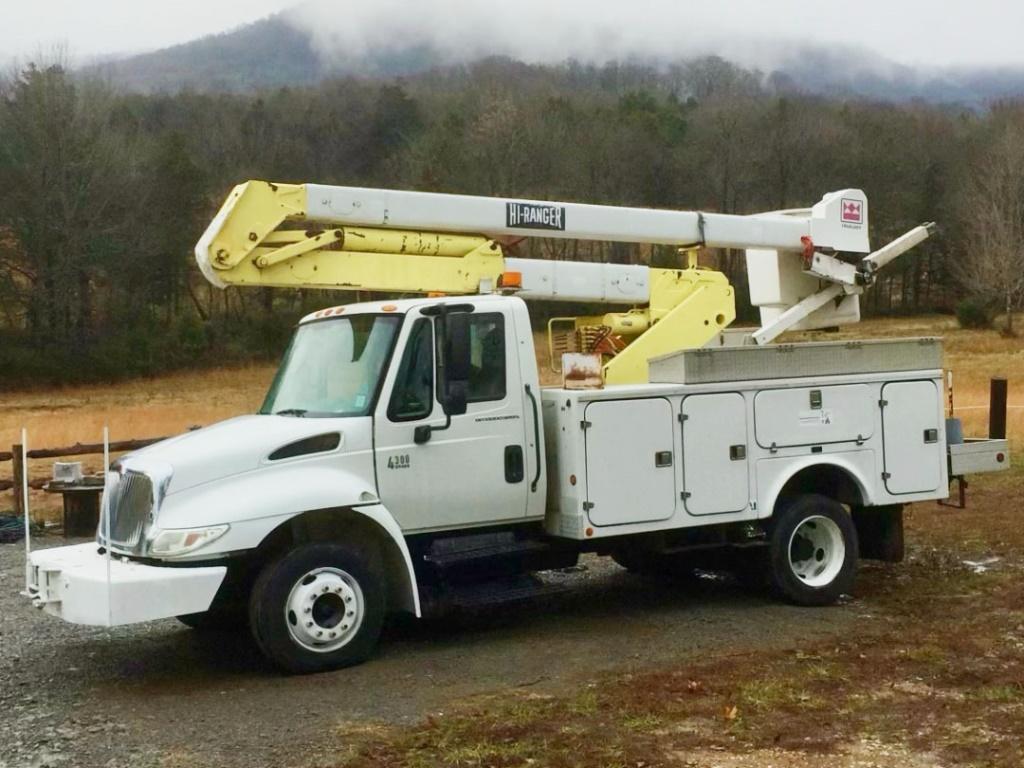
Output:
420 573 571 616
418 530 577 581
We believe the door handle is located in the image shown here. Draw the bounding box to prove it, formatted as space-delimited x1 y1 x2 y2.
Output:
504 445 525 483
923 428 938 444
730 444 746 461
655 451 673 467
524 385 542 492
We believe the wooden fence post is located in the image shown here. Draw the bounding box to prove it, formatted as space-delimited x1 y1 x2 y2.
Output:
12 444 24 520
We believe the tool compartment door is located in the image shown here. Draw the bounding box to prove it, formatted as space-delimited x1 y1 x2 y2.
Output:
881 380 942 494
754 384 873 448
584 398 676 526
681 393 749 515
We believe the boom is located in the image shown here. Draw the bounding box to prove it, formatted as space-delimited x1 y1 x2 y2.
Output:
196 181 932 384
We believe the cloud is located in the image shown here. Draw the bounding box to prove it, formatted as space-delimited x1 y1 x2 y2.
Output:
285 0 1024 72
286 0 804 71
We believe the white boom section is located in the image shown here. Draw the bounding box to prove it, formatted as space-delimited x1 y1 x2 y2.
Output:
301 184 882 323
504 258 650 304
198 181 930 340
306 184 871 253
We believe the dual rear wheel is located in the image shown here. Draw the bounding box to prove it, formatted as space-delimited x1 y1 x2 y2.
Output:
744 494 858 605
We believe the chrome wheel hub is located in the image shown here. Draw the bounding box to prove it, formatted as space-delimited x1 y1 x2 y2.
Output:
285 567 364 653
787 515 845 588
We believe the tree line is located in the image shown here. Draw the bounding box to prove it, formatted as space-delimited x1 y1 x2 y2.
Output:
1 55 1021 386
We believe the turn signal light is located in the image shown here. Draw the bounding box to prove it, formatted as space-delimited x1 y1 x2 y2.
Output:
498 271 523 290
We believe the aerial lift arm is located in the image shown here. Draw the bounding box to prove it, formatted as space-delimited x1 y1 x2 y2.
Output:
196 181 932 383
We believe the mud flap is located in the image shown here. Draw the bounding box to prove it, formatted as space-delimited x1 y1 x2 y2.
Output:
852 505 904 562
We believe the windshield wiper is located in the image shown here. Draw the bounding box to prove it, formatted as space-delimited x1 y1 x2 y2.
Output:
274 408 308 417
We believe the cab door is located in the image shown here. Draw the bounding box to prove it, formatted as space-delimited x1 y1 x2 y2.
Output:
374 306 529 532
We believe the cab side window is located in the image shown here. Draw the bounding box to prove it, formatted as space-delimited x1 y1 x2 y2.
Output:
467 314 506 403
388 318 434 421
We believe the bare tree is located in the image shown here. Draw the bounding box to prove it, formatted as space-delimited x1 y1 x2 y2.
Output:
955 119 1024 334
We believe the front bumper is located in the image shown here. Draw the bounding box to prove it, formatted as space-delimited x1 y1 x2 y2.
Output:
25 543 227 626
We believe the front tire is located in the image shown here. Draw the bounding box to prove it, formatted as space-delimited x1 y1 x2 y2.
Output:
767 494 857 606
249 542 385 674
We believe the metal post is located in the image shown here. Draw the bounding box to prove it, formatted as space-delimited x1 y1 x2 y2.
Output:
21 429 31 592
989 378 1008 440
103 426 112 627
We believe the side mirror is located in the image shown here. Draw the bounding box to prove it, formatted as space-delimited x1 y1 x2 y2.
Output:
440 311 471 416
445 312 471 379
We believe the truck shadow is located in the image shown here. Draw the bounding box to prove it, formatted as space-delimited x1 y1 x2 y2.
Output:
60 564 780 686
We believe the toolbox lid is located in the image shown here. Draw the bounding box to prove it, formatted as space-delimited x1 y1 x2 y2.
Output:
649 337 943 385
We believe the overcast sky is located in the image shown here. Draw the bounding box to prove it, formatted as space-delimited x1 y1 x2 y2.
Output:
4 0 1024 70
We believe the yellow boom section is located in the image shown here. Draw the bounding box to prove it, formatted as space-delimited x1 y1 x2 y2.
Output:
200 181 506 292
198 180 736 385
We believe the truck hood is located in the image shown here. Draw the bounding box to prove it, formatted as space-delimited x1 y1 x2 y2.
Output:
126 414 370 496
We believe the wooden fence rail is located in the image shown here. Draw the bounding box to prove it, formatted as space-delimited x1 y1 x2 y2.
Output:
2 437 169 518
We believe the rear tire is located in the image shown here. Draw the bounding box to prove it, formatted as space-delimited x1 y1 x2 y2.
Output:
767 494 857 606
249 542 385 674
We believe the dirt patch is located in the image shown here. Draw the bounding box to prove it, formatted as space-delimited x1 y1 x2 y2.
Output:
337 472 1024 768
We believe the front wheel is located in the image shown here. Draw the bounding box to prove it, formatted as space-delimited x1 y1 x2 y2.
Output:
767 495 858 606
249 542 385 674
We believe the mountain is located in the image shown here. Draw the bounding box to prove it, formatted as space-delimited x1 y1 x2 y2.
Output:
83 15 326 92
81 10 1024 107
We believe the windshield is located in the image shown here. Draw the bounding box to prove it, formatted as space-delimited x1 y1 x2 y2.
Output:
261 314 401 417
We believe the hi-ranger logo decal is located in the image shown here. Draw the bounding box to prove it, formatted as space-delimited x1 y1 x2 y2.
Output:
505 201 566 231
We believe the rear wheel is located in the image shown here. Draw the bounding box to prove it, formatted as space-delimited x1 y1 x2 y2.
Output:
767 495 857 606
249 542 385 674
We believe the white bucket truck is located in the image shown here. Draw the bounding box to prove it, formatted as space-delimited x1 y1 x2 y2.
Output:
23 182 1009 673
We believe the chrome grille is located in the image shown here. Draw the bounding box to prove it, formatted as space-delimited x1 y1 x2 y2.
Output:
104 470 153 549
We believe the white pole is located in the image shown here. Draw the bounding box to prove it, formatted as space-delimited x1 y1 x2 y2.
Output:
21 428 31 593
103 426 112 627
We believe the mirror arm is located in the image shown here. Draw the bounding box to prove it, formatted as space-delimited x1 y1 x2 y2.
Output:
413 413 452 445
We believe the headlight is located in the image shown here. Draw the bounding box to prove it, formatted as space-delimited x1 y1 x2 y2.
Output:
148 525 229 557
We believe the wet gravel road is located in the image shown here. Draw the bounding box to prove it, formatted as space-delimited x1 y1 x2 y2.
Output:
0 540 858 768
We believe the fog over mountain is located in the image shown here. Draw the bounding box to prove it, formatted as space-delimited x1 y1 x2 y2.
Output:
78 1 1024 106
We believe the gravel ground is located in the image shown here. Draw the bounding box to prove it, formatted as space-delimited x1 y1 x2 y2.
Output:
0 538 858 768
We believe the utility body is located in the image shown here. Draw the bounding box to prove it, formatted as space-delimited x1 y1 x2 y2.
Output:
23 181 1009 673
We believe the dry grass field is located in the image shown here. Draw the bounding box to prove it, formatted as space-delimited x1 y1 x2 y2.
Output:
0 363 278 519
1 314 1021 521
